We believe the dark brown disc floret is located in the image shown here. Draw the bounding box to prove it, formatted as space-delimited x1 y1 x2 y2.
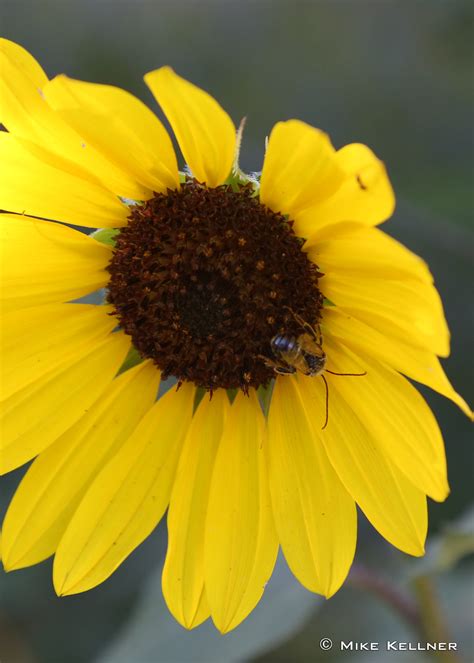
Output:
107 180 323 391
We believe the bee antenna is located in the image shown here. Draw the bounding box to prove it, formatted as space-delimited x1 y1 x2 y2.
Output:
325 370 367 377
321 374 329 430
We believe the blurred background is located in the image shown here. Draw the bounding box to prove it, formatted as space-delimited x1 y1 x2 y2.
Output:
1 1 473 661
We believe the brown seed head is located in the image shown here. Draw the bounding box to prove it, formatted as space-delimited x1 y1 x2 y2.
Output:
107 181 323 391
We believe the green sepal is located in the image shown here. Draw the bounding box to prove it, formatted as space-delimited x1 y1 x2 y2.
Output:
226 388 239 404
118 346 143 375
193 386 207 412
258 380 275 416
224 169 260 195
91 228 120 247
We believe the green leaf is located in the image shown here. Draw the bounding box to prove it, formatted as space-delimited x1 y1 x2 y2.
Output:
411 507 474 577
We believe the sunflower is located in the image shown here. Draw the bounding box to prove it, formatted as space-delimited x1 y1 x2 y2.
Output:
0 38 471 634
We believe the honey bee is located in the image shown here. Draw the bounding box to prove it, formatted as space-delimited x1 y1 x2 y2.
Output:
260 308 366 429
260 309 325 376
267 329 326 377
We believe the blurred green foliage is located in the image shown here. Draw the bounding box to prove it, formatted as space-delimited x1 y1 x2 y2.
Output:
1 1 473 661
3 0 473 227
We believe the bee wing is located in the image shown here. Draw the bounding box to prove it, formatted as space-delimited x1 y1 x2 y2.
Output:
297 333 325 357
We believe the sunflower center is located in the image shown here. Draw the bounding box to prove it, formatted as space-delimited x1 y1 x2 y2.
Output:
107 180 323 391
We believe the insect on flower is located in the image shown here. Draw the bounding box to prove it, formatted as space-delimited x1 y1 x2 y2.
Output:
1 37 471 636
260 308 366 428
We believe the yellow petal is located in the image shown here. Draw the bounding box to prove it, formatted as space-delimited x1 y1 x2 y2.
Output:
320 267 450 358
190 588 211 629
295 143 395 235
260 120 345 223
322 307 472 418
204 391 278 633
0 214 111 312
0 132 129 229
0 38 47 91
0 41 149 200
2 361 160 570
299 370 427 556
44 75 179 193
53 382 195 596
309 222 450 357
306 222 433 284
323 335 448 501
0 38 57 142
1 332 130 474
266 376 357 597
1 304 118 400
162 390 229 629
145 67 235 187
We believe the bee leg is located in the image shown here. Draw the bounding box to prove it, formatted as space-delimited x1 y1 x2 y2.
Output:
274 365 296 375
301 318 322 345
315 323 323 346
257 353 277 369
300 323 323 346
283 306 322 344
257 354 295 375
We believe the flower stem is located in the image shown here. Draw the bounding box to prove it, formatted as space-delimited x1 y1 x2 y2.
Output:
349 564 420 630
348 565 460 663
412 575 460 663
